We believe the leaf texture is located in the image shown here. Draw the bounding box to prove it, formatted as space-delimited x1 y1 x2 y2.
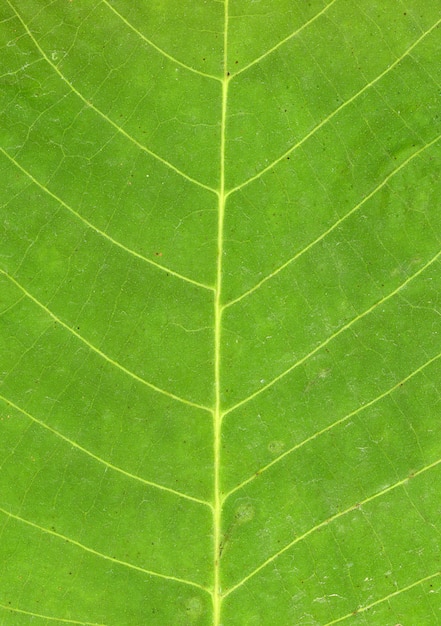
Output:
1 1 441 624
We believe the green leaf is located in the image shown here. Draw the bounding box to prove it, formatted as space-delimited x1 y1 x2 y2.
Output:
1 1 440 624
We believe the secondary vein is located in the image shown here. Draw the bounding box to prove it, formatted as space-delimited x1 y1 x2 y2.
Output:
0 506 210 593
1 270 211 412
0 394 212 508
0 148 214 292
8 0 217 195
223 457 441 598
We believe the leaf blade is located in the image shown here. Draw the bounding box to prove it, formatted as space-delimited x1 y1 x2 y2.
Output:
1 1 441 624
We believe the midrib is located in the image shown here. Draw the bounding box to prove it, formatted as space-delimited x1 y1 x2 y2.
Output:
213 1 229 624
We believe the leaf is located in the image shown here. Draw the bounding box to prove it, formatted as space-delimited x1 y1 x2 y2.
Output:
1 1 440 624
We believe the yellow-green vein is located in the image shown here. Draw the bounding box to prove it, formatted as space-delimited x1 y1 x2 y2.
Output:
226 17 441 196
8 0 217 195
322 571 441 625
224 349 441 501
0 394 212 508
0 507 210 593
102 0 221 82
223 248 441 417
0 270 211 413
213 1 229 623
0 603 106 626
223 457 441 598
0 148 214 292
223 134 441 310
231 0 339 79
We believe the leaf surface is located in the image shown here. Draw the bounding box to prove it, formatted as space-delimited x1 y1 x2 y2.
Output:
1 1 441 624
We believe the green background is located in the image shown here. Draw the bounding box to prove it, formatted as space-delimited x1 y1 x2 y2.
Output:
1 1 441 624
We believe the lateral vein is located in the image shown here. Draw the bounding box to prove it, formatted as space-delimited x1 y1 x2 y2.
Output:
0 270 211 413
0 394 212 508
0 506 210 593
8 1 217 195
231 0 338 79
227 18 441 196
0 148 214 292
223 248 441 417
223 458 441 598
0 602 106 626
223 134 441 309
224 349 441 500
322 571 441 625
102 0 221 82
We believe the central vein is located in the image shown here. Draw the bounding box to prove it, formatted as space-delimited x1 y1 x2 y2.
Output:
213 2 229 623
